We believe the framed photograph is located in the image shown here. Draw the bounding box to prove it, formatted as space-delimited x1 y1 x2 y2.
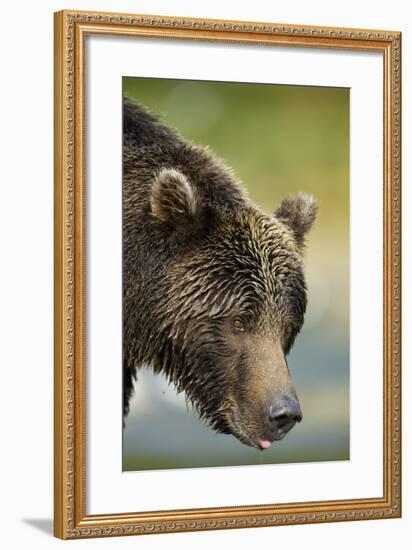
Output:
54 9 402 539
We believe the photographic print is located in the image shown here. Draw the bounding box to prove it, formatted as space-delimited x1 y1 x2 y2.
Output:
122 78 350 471
54 10 401 538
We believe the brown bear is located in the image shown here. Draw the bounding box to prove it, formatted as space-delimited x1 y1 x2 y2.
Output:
123 97 317 450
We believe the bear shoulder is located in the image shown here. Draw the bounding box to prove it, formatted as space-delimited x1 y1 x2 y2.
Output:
123 98 247 214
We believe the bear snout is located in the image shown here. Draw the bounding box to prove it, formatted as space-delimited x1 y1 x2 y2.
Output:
260 394 302 447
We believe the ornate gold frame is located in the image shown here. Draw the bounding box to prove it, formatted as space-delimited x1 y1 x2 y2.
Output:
54 9 402 540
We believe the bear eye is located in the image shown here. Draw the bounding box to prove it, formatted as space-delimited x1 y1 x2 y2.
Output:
232 318 246 334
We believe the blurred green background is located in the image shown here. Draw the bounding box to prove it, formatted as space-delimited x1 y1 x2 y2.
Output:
122 78 350 471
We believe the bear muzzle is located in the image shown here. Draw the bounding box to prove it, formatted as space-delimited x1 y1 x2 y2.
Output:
257 393 302 449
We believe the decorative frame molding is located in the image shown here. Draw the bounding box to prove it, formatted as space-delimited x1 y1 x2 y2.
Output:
54 9 401 539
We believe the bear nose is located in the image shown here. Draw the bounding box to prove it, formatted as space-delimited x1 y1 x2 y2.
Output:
267 394 302 436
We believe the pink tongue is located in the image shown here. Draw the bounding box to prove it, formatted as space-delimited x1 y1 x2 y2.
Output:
258 439 272 449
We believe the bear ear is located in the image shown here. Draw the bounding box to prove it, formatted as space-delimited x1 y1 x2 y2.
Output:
274 193 318 245
150 168 198 224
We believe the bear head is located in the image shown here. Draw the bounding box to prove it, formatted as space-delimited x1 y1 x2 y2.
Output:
145 167 317 450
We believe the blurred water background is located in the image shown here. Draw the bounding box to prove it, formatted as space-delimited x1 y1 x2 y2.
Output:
122 78 350 471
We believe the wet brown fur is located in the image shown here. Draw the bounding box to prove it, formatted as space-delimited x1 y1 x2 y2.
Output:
123 98 317 448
